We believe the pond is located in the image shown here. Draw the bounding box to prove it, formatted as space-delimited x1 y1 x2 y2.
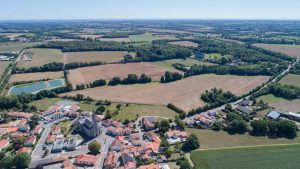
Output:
9 79 65 95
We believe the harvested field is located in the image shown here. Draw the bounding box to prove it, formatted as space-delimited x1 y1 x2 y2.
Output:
257 94 300 112
9 71 64 83
68 62 174 86
129 33 178 42
279 74 300 88
63 74 269 111
167 41 198 47
253 43 300 59
63 51 132 64
16 48 63 68
0 42 44 53
79 34 104 39
0 61 11 76
98 38 131 42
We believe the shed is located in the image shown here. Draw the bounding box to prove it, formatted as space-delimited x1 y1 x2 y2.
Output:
267 111 280 120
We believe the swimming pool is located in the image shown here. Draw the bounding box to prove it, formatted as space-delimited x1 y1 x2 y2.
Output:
9 79 65 95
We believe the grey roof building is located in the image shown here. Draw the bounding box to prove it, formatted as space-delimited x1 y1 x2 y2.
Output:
267 111 281 120
73 112 99 138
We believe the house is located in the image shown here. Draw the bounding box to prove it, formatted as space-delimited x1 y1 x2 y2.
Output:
47 135 56 144
139 163 160 169
236 106 253 116
165 130 187 139
0 140 9 150
119 153 136 168
67 135 78 151
194 115 213 127
24 136 36 147
267 111 281 120
43 112 64 123
51 126 61 135
7 112 33 119
110 139 123 152
102 119 123 128
145 131 161 143
17 147 31 154
239 99 252 106
104 152 118 169
75 154 98 166
107 127 132 136
64 160 78 169
40 104 63 117
142 118 155 131
69 104 80 111
30 156 68 169
31 126 43 135
73 112 99 138
52 135 64 153
10 132 28 138
129 133 140 141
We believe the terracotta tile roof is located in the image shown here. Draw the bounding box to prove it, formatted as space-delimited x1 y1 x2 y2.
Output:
0 140 9 150
7 112 33 119
17 147 31 154
165 130 188 138
139 163 160 169
51 126 61 134
10 132 28 138
75 154 98 166
47 135 56 142
104 152 118 167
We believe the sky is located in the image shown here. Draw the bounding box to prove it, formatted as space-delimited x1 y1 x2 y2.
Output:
0 0 299 20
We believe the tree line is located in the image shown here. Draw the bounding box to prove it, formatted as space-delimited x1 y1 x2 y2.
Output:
160 71 183 83
108 74 152 86
201 88 238 107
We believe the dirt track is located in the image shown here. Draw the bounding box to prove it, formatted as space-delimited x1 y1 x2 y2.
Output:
62 74 269 111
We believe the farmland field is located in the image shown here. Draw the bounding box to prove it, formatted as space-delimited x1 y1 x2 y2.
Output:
63 51 132 64
129 33 178 42
16 48 63 68
0 61 11 77
63 74 269 111
253 43 300 59
191 144 300 169
279 74 300 88
98 37 131 42
28 97 61 111
0 42 44 53
257 94 300 112
79 34 104 39
167 41 198 47
68 62 174 86
9 71 64 83
186 128 300 149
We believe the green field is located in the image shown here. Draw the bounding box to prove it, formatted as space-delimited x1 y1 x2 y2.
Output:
0 42 44 53
152 58 214 72
17 48 63 68
129 33 178 42
275 44 300 49
279 74 300 88
257 94 300 112
80 102 177 122
0 61 11 77
186 128 300 149
28 97 61 110
191 144 300 169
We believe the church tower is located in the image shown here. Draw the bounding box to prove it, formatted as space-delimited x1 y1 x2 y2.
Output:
92 110 99 137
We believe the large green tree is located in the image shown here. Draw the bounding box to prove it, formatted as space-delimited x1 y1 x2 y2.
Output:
88 140 101 155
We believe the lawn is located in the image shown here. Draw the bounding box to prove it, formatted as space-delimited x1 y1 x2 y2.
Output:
279 74 300 88
28 97 61 111
79 102 177 122
0 61 11 77
55 119 73 135
186 128 300 149
257 94 300 112
191 144 300 169
0 42 44 53
129 33 178 42
17 48 63 68
276 44 300 49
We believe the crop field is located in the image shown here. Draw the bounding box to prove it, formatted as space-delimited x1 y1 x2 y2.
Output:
279 74 300 88
191 144 300 169
253 43 300 59
152 58 214 72
186 128 300 149
0 61 11 77
16 48 63 68
63 51 132 64
0 42 44 53
129 33 178 42
98 37 131 42
79 34 104 39
167 41 198 47
68 62 172 86
9 71 64 83
257 94 300 112
63 74 269 111
143 28 189 34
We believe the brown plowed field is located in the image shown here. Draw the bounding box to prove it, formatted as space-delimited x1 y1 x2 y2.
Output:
168 41 199 47
9 71 64 83
254 43 300 59
68 62 179 86
62 74 269 111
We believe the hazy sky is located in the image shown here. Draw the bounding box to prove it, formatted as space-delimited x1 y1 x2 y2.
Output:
0 0 299 20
